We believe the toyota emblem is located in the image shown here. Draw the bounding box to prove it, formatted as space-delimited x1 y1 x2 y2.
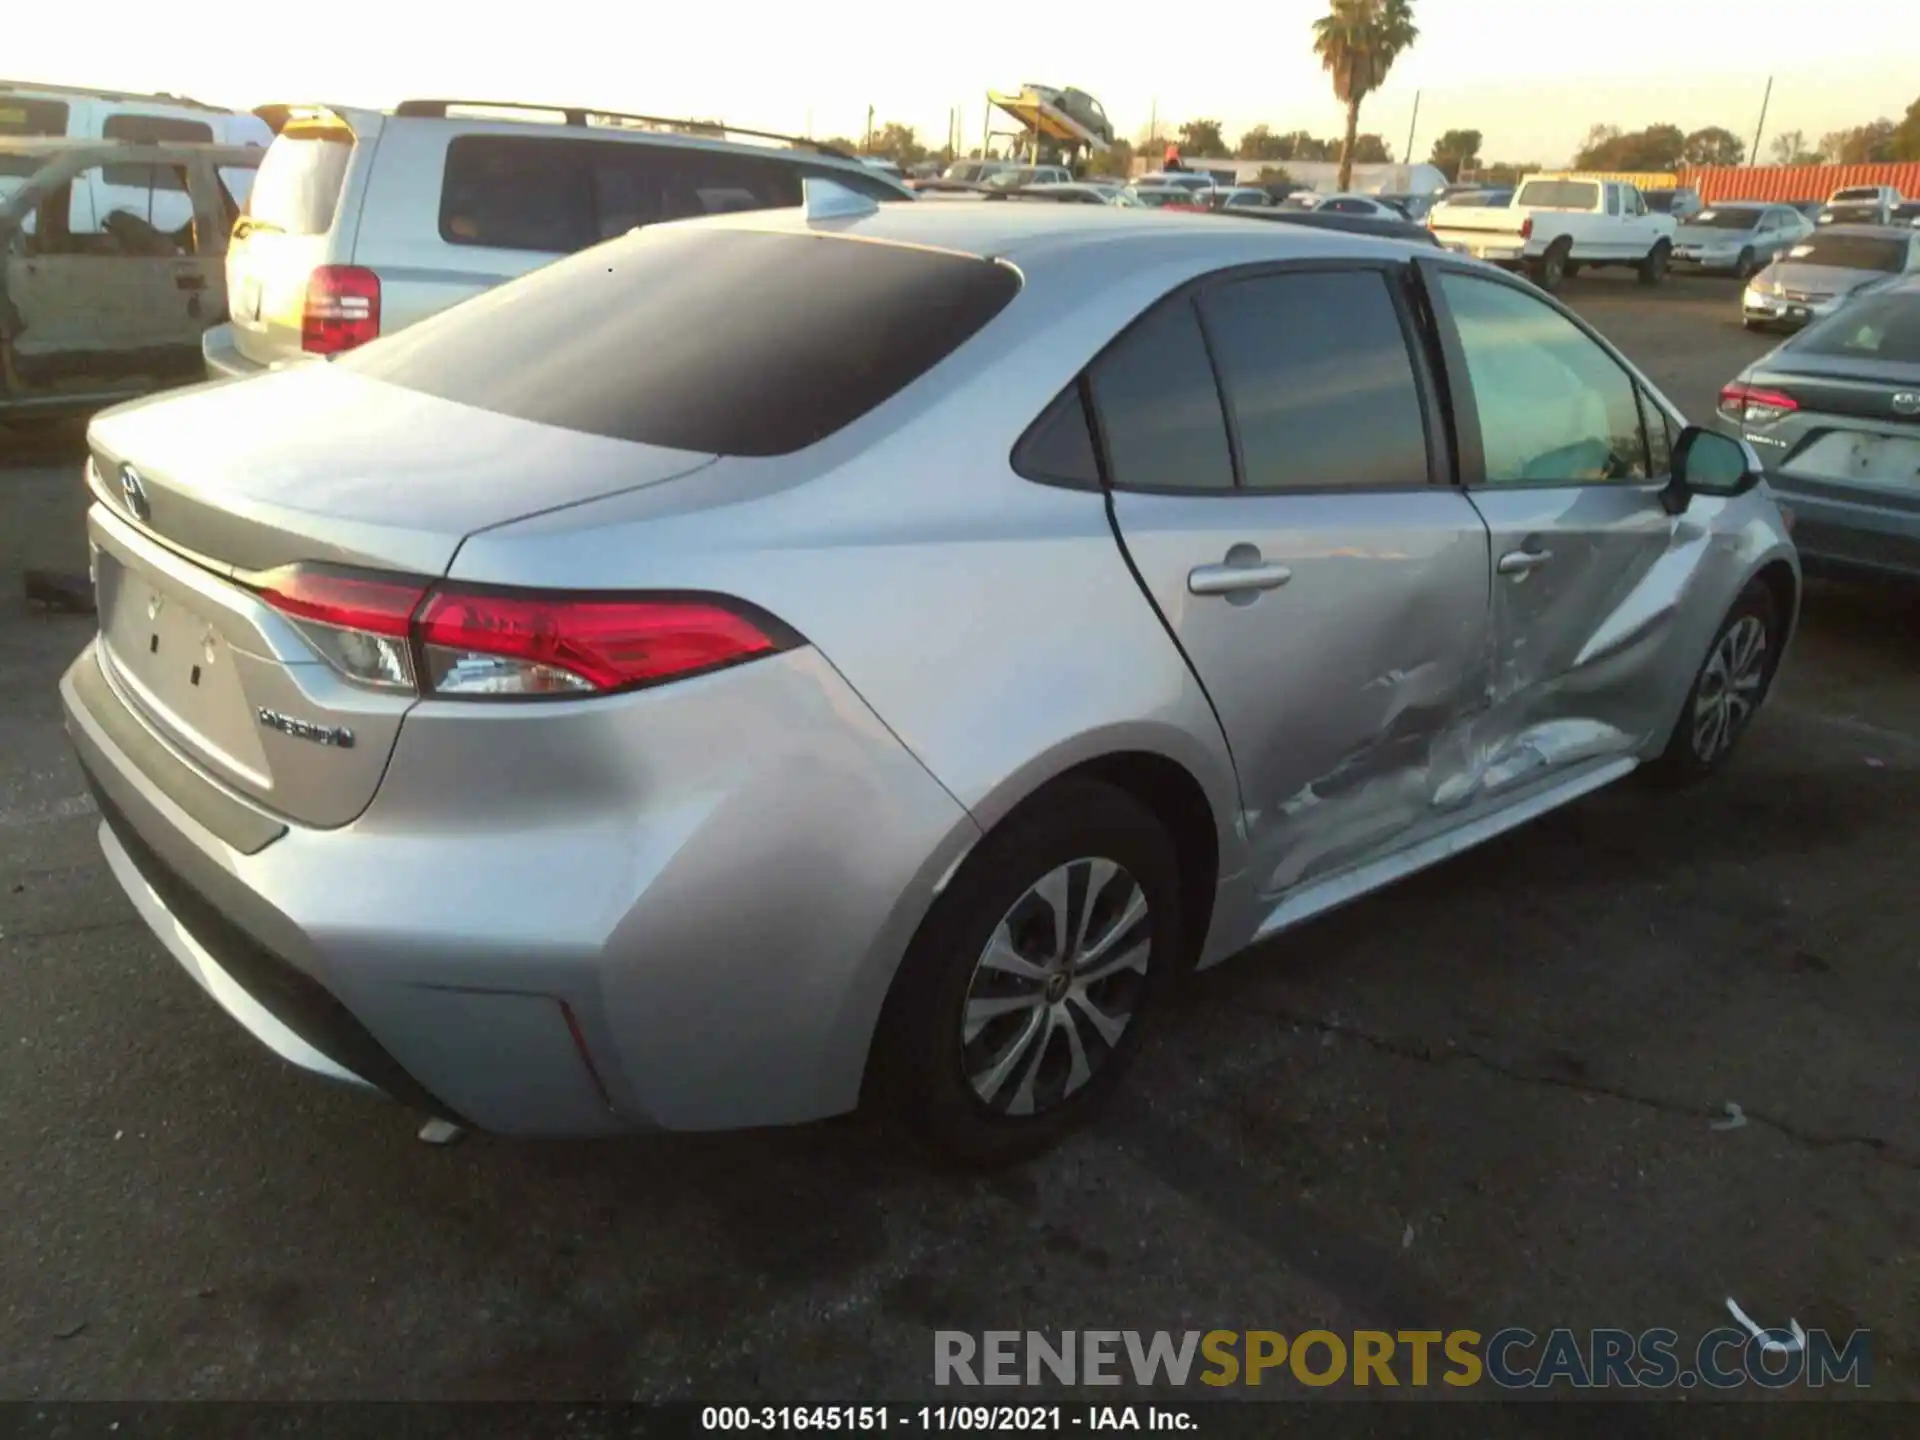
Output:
1894 391 1920 418
119 464 152 522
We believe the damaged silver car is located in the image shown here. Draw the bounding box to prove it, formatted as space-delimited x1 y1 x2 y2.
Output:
65 195 1798 1162
2 137 259 417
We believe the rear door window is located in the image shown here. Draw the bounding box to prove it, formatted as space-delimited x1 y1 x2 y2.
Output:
247 130 352 233
1198 269 1430 492
1086 297 1235 492
101 113 214 188
340 226 1020 455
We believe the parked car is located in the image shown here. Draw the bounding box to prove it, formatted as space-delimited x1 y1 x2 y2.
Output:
1375 192 1438 221
991 183 1126 206
1742 225 1920 331
922 160 1019 189
1892 202 1920 228
1017 85 1113 146
66 199 1796 1160
1719 276 1920 581
1133 170 1217 196
1671 202 1813 278
2 79 269 223
1820 185 1903 226
1232 205 1446 248
1428 175 1677 291
862 157 906 180
1211 186 1276 211
201 99 914 380
1313 193 1407 220
981 164 1072 190
1 138 261 417
1786 200 1825 222
1127 185 1210 211
1642 186 1703 221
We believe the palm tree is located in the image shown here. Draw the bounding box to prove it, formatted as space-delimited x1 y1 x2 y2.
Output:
1312 0 1420 191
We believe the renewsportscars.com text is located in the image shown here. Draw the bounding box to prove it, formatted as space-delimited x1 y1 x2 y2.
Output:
934 1328 1871 1390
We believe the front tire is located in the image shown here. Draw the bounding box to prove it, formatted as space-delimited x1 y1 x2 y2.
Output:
1638 241 1671 286
872 779 1185 1164
1647 580 1782 787
1736 247 1757 279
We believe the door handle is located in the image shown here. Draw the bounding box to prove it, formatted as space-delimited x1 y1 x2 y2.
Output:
1188 560 1293 596
1497 548 1553 576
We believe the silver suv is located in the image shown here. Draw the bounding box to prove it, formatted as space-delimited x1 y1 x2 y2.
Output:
201 99 913 377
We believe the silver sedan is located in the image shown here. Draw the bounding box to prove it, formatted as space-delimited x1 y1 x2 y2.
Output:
63 195 1798 1162
1672 201 1811 277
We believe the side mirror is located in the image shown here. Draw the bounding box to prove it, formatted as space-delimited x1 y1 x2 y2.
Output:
1662 425 1763 515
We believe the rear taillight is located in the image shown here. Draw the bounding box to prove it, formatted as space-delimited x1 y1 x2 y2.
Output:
252 566 793 699
1717 382 1799 426
1520 217 1534 240
301 266 381 355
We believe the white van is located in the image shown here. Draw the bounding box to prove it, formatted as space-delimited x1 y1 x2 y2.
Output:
0 80 270 229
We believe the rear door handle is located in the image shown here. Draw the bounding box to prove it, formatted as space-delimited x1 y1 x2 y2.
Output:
1188 561 1293 596
1497 548 1553 576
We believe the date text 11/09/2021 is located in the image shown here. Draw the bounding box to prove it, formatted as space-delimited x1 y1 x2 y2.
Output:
701 1407 1192 1432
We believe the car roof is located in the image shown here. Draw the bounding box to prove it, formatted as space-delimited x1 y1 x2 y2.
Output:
694 197 1423 276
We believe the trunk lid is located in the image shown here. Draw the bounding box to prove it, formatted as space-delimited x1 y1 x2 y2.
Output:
1429 206 1527 239
85 365 717 827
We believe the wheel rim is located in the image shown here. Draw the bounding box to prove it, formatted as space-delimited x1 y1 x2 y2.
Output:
1544 255 1563 285
960 857 1152 1117
1691 615 1768 762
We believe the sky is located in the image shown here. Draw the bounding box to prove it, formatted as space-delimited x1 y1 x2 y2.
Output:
12 0 1919 169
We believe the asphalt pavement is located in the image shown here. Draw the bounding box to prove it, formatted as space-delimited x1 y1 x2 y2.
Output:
2 274 1916 1405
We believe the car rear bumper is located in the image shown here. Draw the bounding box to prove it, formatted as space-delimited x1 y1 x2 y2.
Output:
1763 481 1920 581
201 324 267 381
62 638 980 1134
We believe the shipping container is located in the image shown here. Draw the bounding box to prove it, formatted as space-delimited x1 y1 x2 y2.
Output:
1678 161 1920 205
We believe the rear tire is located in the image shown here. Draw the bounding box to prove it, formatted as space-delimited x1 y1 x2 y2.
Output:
870 779 1185 1165
1646 580 1782 787
1638 241 1672 286
1530 239 1572 293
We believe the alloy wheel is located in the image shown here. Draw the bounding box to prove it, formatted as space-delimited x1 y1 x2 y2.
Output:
1692 615 1768 762
960 857 1152 1117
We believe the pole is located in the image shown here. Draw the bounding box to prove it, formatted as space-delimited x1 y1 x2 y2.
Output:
864 105 874 154
1405 90 1421 169
1149 98 1158 149
982 97 990 159
1750 76 1773 167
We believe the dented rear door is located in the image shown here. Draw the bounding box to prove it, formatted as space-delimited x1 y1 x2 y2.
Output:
1097 264 1494 906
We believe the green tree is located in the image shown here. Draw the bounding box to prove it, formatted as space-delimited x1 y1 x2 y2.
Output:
1236 125 1293 160
1429 127 1482 182
1092 138 1136 180
1253 165 1295 187
1574 122 1684 171
1820 119 1896 164
1178 118 1228 157
1290 131 1340 161
1479 160 1542 186
1312 0 1420 190
1767 129 1825 166
1681 126 1746 167
863 122 926 165
1351 133 1393 163
1892 97 1920 161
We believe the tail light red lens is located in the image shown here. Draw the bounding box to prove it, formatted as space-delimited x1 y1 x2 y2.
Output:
302 266 381 355
252 566 793 699
1717 382 1799 425
1520 217 1534 240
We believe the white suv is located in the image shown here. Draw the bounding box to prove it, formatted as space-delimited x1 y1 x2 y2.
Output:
202 99 915 378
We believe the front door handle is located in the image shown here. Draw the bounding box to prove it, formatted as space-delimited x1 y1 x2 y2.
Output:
1497 548 1553 576
1188 560 1293 596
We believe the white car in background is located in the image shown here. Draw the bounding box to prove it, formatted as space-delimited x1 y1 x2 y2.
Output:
1428 174 1677 292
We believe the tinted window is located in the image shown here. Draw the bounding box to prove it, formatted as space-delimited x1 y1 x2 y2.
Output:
1793 292 1920 363
1517 180 1599 210
101 113 214 188
440 137 814 252
1439 272 1649 485
248 132 352 233
340 227 1020 456
1087 297 1234 492
1013 384 1101 486
0 97 68 178
1199 270 1427 491
1687 208 1761 229
1787 235 1905 272
1323 198 1372 214
1639 390 1676 476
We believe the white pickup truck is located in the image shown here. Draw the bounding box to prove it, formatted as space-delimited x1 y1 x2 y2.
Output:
1427 176 1678 292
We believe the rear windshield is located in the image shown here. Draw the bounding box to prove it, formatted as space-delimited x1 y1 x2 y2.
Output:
1517 180 1599 210
1687 207 1760 229
339 227 1021 456
99 113 215 190
247 130 352 232
1793 292 1920 363
1832 188 1881 201
1787 235 1907 272
0 97 68 179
